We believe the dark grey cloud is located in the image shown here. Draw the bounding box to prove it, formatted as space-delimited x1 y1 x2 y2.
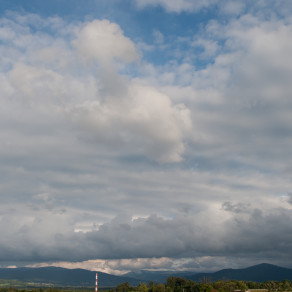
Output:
287 194 292 205
1 208 292 265
222 202 250 214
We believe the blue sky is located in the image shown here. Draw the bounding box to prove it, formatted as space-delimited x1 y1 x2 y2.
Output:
0 0 218 68
1 0 292 275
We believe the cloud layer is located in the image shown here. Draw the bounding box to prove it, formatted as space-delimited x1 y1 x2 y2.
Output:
1 1 292 274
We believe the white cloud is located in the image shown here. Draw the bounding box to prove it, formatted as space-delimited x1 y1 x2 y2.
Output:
73 19 139 65
191 38 219 58
68 82 192 162
1 15 192 163
152 15 292 174
29 257 174 275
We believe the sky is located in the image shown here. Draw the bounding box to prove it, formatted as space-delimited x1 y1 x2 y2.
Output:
1 0 292 276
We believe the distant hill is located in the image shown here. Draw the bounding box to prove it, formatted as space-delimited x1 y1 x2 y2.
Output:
125 270 194 283
0 267 141 288
1 263 292 288
186 263 292 282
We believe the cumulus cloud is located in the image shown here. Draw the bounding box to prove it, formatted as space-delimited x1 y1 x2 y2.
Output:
162 15 292 175
69 82 192 162
73 19 139 65
0 14 191 163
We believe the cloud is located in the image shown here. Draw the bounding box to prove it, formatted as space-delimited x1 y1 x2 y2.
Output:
134 0 217 13
222 202 250 214
191 38 219 59
0 14 192 163
157 14 292 174
2 208 292 266
1 4 292 273
133 0 292 16
73 19 139 65
68 82 192 162
29 257 174 275
219 1 245 15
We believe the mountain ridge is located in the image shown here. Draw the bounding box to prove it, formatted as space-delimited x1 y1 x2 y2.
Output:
0 266 140 287
0 263 292 287
186 263 292 282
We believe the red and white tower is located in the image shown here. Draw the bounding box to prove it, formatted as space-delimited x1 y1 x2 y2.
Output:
95 272 98 292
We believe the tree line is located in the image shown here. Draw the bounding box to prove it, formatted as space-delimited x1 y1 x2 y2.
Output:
0 278 292 292
113 277 292 292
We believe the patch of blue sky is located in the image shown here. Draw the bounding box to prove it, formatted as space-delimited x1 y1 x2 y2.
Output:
6 1 289 82
0 0 220 67
1 0 91 20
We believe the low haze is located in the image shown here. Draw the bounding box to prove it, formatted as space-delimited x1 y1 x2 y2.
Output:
1 0 292 275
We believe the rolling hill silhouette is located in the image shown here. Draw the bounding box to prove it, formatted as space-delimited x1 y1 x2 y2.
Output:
186 263 292 282
1 264 292 287
0 266 140 287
